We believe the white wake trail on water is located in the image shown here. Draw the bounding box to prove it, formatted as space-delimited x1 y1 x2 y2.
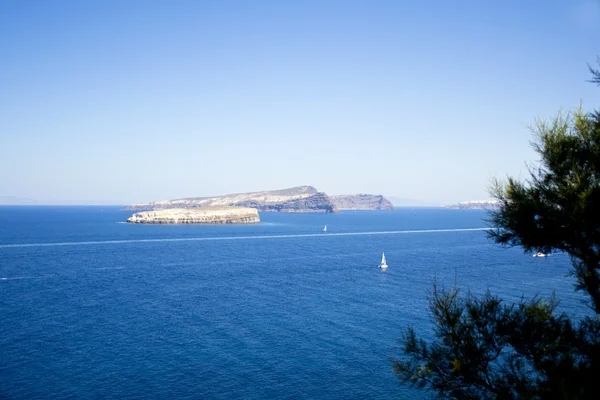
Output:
0 276 51 281
0 227 490 249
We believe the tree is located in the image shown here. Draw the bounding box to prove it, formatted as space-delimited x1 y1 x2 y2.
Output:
392 65 600 399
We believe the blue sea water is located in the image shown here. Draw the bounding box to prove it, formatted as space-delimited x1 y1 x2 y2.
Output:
0 207 588 399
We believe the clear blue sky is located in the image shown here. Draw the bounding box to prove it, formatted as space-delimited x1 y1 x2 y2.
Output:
1 0 599 205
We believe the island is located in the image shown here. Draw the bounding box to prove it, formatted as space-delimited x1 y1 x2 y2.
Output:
442 200 500 210
329 194 394 210
124 186 339 213
126 206 260 224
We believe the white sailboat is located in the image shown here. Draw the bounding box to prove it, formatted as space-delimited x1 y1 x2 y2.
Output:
323 225 327 232
378 252 388 269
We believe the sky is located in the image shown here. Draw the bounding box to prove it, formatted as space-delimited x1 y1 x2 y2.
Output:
1 0 599 205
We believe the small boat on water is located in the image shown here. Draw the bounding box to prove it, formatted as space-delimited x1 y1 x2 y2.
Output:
533 252 546 257
378 252 388 269
323 225 327 232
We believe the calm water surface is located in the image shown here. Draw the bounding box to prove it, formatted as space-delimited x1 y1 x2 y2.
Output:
0 207 585 399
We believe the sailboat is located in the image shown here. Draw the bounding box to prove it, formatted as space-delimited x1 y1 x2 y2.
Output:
323 225 327 232
378 252 388 269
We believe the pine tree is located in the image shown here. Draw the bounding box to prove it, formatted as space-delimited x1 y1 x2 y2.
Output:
392 64 600 399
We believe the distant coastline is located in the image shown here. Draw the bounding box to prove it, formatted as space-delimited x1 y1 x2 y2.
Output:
441 200 500 210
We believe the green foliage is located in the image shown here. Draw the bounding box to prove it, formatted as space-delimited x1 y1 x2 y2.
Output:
488 106 600 313
393 63 600 399
589 58 600 86
393 285 600 399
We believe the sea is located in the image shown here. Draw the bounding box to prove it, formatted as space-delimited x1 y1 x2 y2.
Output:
0 207 588 399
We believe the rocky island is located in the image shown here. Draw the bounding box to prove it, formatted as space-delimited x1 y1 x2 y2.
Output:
125 186 338 213
330 194 394 210
126 206 260 224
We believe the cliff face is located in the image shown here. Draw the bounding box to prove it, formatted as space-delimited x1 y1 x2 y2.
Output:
124 186 338 213
330 194 394 210
126 206 260 224
234 192 338 213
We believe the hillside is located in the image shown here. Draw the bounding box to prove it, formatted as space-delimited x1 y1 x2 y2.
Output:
124 186 339 213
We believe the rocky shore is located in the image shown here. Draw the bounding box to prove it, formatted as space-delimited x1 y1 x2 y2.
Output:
126 206 260 224
330 194 394 210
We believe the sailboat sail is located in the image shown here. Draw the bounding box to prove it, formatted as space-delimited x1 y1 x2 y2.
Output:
323 225 327 232
379 252 388 268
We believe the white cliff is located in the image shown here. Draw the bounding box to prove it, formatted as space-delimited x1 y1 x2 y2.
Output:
126 206 260 224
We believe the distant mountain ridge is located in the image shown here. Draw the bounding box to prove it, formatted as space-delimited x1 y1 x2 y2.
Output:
124 186 339 213
125 186 396 213
330 194 394 210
